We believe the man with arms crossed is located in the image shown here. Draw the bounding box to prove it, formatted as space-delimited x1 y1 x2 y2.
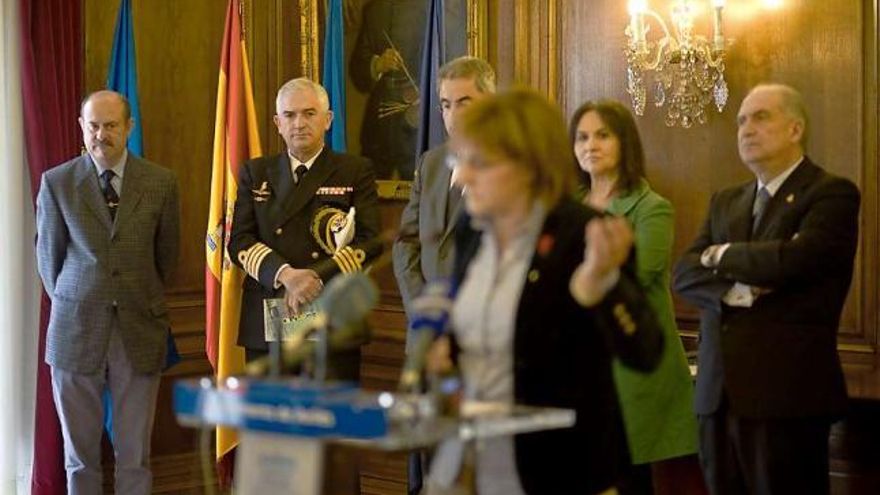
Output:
674 84 860 494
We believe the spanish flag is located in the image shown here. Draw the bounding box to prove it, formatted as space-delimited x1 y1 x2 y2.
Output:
205 0 261 466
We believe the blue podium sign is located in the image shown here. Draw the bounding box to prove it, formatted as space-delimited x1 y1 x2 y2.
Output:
174 378 388 439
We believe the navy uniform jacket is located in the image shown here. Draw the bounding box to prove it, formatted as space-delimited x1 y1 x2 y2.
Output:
673 158 859 418
229 149 382 351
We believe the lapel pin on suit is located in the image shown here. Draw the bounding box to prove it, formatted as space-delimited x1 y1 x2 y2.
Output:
527 269 540 283
786 193 795 203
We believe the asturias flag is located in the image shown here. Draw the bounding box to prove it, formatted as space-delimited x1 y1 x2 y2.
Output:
106 0 143 155
322 0 347 151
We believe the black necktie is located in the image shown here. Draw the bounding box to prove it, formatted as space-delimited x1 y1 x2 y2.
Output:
752 186 770 234
293 164 308 186
100 170 120 219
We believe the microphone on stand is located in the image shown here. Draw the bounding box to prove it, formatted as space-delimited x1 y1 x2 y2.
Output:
398 279 456 392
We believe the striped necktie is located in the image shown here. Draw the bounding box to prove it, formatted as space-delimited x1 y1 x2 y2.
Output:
100 170 120 219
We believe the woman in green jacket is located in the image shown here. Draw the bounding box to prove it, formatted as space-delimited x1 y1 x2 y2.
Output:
570 100 702 495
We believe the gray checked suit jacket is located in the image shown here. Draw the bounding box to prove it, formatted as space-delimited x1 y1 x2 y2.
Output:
392 144 462 316
36 154 180 374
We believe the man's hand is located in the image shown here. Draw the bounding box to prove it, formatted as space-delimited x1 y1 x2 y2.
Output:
278 267 323 315
570 217 633 307
425 335 454 376
700 243 729 268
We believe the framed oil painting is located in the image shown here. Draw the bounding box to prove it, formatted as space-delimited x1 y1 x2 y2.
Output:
298 0 488 198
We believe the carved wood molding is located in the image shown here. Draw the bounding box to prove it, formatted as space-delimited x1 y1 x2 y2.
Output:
859 0 880 362
376 179 412 201
840 0 880 361
298 0 320 80
468 0 490 59
513 0 529 83
512 0 561 101
548 0 559 103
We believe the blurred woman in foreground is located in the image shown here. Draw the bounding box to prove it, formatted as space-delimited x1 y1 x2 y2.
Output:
424 89 663 495
571 99 702 495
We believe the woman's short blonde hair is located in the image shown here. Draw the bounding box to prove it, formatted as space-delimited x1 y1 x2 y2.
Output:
455 88 575 207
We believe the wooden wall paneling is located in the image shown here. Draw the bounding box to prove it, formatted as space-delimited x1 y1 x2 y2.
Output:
839 0 880 371
501 0 560 98
531 0 560 100
829 400 880 494
242 0 276 154
372 201 408 303
359 450 409 495
547 0 559 103
361 305 408 392
245 0 302 157
513 0 529 84
489 0 515 87
853 0 880 370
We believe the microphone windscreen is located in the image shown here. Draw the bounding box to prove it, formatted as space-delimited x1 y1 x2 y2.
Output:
315 272 379 330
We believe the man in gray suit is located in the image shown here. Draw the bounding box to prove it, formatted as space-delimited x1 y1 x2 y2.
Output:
393 57 496 316
36 90 180 495
392 56 495 495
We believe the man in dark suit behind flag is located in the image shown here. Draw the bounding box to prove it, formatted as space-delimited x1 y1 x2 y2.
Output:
673 84 860 495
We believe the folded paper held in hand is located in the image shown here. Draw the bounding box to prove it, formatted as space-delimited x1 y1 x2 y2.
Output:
263 298 322 342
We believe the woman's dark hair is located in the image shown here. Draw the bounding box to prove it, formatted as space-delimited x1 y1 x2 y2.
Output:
569 99 646 194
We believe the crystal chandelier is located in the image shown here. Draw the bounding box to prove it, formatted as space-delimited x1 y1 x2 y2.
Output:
625 0 729 128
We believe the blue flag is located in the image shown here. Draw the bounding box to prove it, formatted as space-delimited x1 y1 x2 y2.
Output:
104 0 179 439
106 0 143 155
415 0 446 157
322 0 346 151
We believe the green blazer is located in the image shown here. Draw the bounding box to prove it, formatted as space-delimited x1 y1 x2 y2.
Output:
604 179 699 464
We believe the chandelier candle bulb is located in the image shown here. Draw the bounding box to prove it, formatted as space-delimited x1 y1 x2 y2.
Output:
712 2 724 51
630 15 642 44
623 0 729 127
628 0 648 44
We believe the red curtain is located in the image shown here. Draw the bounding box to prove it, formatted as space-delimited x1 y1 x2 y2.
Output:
19 0 83 493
